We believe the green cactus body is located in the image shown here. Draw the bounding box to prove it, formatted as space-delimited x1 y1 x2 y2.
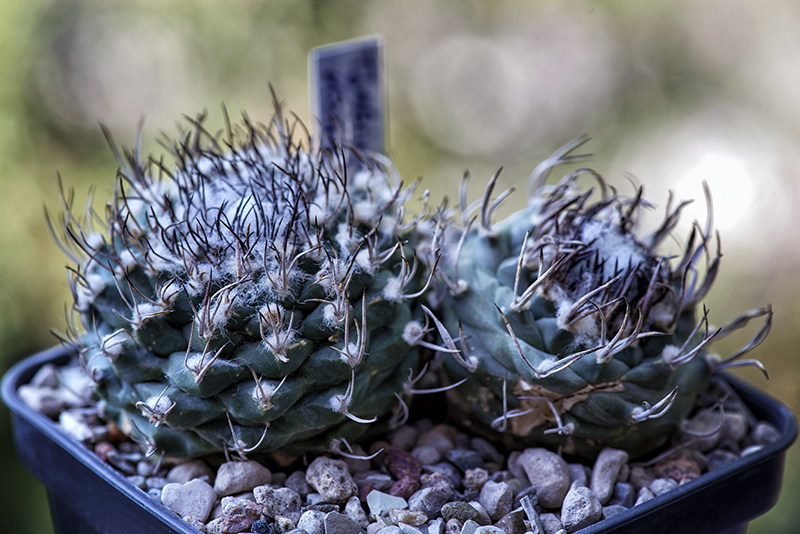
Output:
437 139 769 459
57 111 431 457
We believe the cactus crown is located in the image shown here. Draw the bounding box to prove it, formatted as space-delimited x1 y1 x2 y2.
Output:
50 104 432 458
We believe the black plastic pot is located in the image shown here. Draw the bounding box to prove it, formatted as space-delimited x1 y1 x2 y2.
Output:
2 345 797 534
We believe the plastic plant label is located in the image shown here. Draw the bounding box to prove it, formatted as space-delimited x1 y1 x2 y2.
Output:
309 35 384 159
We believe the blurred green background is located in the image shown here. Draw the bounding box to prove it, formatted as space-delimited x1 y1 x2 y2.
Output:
2 0 799 532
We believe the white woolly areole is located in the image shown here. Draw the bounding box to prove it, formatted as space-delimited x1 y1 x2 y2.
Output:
77 273 107 312
661 344 682 365
100 332 127 358
132 302 165 328
382 276 405 303
402 320 425 346
142 395 174 414
581 219 644 280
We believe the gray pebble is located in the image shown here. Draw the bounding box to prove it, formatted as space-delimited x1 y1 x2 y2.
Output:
512 485 537 510
607 482 635 508
425 462 462 487
635 486 655 505
413 445 443 466
445 518 462 534
346 495 370 529
682 411 723 451
474 527 504 533
167 460 214 485
506 452 526 482
306 492 327 506
467 500 492 525
470 438 505 465
367 490 408 518
297 510 325 534
721 412 748 443
539 513 563 534
560 483 602 533
147 488 162 502
479 481 513 522
618 463 630 483
602 505 628 519
18 385 66 419
285 470 312 497
461 519 480 534
567 464 587 488
706 449 739 471
214 460 272 496
742 445 764 456
183 516 207 533
324 511 362 534
518 448 570 509
751 421 781 445
390 426 420 451
359 473 395 493
376 527 403 534
59 411 94 442
344 444 374 474
590 448 628 505
31 363 60 388
390 508 428 526
428 518 446 534
441 502 483 524
446 450 485 472
649 478 677 496
463 468 489 491
409 486 453 518
305 456 358 503
161 479 217 522
628 466 654 491
417 430 455 455
399 525 424 534
254 486 301 522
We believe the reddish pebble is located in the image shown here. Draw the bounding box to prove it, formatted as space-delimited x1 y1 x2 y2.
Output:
94 441 117 462
384 447 422 481
390 477 420 500
653 450 701 483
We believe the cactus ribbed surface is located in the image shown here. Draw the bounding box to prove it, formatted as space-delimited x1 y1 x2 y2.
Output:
435 137 771 459
53 110 432 457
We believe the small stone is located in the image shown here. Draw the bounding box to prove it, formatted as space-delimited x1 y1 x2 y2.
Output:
429 518 446 534
390 477 421 500
409 486 453 518
345 444 374 474
602 505 628 519
250 519 272 534
649 477 678 496
539 513 563 534
494 511 526 534
681 411 723 451
168 460 215 485
468 500 492 525
385 447 423 481
183 516 208 533
464 468 490 491
389 425 420 451
421 471 455 491
285 470 312 497
324 511 363 534
441 501 483 524
412 445 443 466
560 483 602 533
721 412 749 443
31 363 60 388
445 518 462 534
590 448 629 505
628 466 654 491
618 463 630 483
18 385 66 419
376 527 402 534
212 497 262 533
367 490 408 518
390 508 428 526
214 461 272 496
345 495 370 529
306 492 327 506
94 441 117 462
479 481 513 522
398 525 424 534
360 473 395 493
751 421 781 445
506 452 526 482
446 450 485 472
511 485 537 510
606 482 635 508
254 486 301 522
518 448 570 509
470 438 505 465
306 456 358 503
742 445 764 456
306 502 339 513
297 510 325 534
706 449 739 471
474 527 504 534
634 487 655 505
567 464 587 488
461 519 480 534
161 479 217 521
147 488 162 502
425 462 462 487
505 478 530 498
417 429 455 455
59 410 94 442
653 450 701 483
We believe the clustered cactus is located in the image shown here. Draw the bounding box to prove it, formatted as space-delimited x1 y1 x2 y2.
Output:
52 107 436 458
432 136 772 459
52 107 771 462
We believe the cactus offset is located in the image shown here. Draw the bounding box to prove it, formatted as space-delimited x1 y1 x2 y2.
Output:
52 107 433 458
434 137 771 459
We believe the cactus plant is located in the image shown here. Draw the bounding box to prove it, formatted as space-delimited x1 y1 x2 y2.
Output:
433 136 772 459
49 106 435 458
